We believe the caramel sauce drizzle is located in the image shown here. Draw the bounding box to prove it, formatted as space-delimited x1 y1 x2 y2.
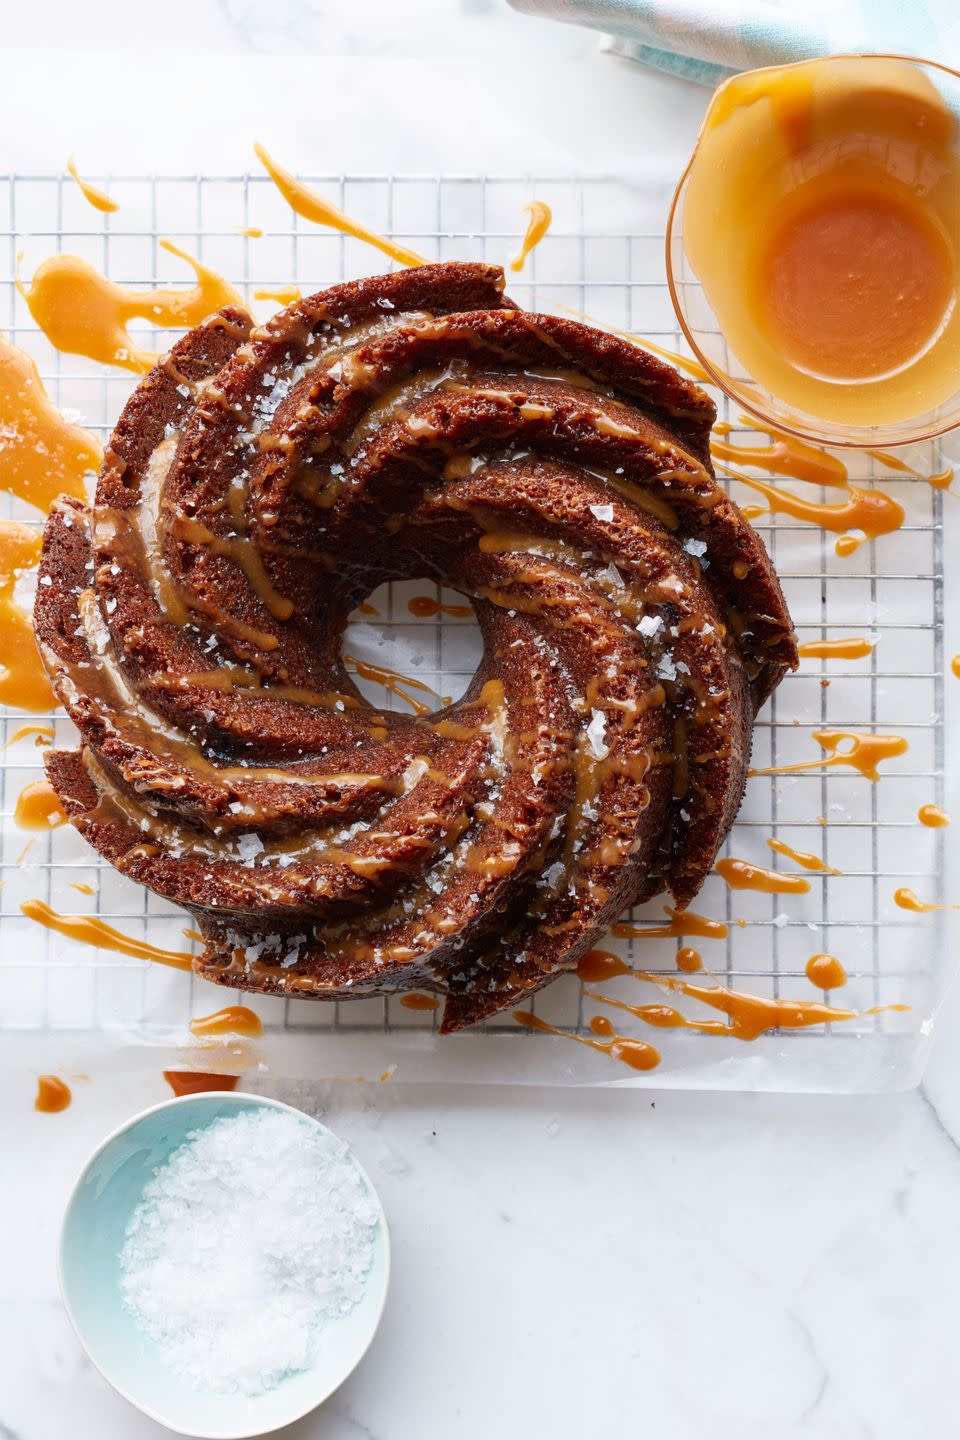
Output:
238 226 263 238
952 655 960 679
514 1009 661 1072
254 143 425 268
894 887 960 914
343 653 451 715
163 1071 239 1097
715 856 810 895
18 241 243 373
749 729 908 781
400 992 440 1011
189 1005 263 1039
71 881 96 896
21 899 194 969
585 975 904 1041
171 514 294 621
806 953 847 989
374 696 511 859
408 595 473 619
868 449 953 491
610 905 729 943
509 202 552 273
581 950 869 1031
676 946 702 973
712 419 848 487
14 779 66 830
66 156 118 213
797 638 874 661
589 1000 698 1033
0 523 57 711
766 837 841 875
6 725 55 747
0 334 100 511
867 449 913 472
563 309 711 383
35 1075 71 1112
254 286 302 307
918 804 950 828
630 336 710 383
715 462 905 556
80 744 404 879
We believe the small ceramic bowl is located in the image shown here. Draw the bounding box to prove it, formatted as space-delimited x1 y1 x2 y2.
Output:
59 1091 390 1439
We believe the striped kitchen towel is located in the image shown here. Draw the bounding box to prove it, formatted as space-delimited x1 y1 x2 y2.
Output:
507 0 959 85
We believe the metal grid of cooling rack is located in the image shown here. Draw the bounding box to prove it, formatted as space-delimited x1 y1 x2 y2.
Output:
0 172 948 1084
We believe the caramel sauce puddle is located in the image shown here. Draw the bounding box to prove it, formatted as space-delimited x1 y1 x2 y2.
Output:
0 335 100 511
18 241 243 373
14 779 66 831
805 954 847 989
35 1075 71 1112
0 523 57 710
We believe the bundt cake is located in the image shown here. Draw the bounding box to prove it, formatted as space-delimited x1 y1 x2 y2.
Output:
34 261 797 1032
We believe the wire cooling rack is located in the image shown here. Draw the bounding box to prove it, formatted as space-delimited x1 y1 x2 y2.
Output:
0 172 954 1090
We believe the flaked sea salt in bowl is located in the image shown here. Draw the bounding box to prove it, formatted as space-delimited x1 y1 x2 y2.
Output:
59 1092 390 1438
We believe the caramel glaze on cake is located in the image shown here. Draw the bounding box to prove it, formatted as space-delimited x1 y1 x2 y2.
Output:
34 262 797 1031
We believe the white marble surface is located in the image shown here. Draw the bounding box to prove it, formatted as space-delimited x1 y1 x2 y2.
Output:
3 4 960 1437
5 1019 960 1440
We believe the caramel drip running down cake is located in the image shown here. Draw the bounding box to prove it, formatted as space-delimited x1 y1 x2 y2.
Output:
34 262 797 1031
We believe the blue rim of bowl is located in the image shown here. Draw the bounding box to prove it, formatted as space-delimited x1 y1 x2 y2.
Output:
58 1090 391 1440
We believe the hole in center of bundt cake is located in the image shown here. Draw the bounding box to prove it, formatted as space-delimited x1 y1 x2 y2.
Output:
343 580 484 714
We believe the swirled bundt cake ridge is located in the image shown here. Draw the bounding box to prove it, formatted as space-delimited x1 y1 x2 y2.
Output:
34 261 797 1031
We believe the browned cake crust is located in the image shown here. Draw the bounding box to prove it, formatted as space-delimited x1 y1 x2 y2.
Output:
34 261 797 1031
